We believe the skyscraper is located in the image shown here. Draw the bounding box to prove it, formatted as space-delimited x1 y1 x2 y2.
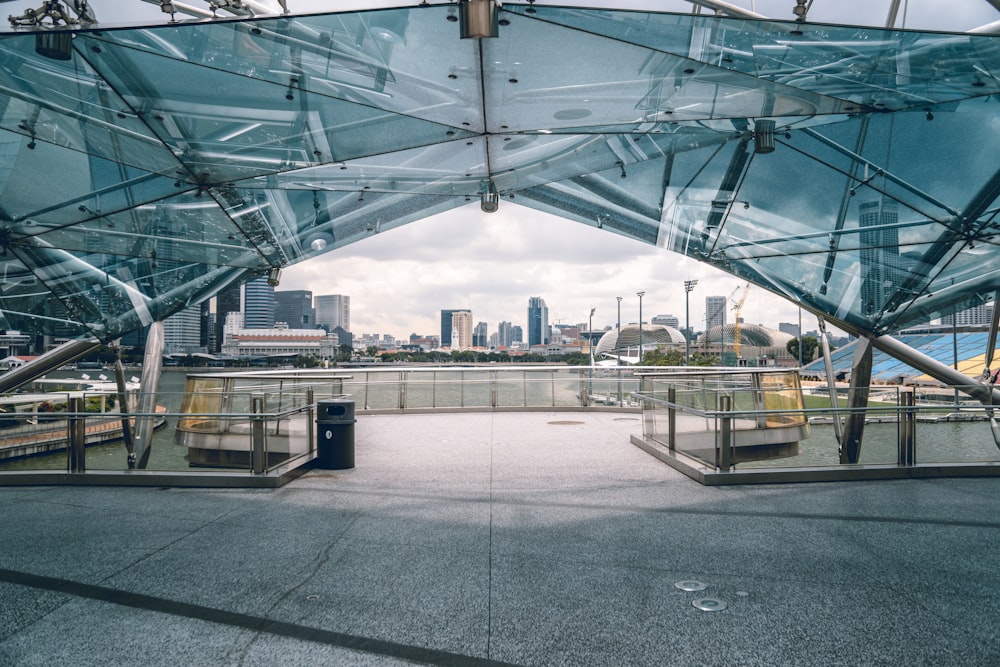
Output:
214 285 241 353
275 290 314 328
859 198 901 317
243 276 276 329
440 309 471 348
315 294 350 332
473 321 488 348
527 297 549 346
497 320 515 348
705 296 727 330
451 311 473 349
163 305 203 355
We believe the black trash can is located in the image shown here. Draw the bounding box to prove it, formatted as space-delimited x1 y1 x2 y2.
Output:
315 398 356 469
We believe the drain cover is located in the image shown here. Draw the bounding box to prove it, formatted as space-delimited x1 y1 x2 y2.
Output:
547 420 585 425
305 594 320 601
674 580 708 592
613 417 640 422
692 597 728 612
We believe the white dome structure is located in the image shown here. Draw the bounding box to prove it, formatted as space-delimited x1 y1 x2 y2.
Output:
595 323 686 357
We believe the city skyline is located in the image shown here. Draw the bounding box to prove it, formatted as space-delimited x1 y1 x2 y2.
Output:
280 205 819 342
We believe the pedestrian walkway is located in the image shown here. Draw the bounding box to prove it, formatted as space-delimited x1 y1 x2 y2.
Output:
0 412 997 665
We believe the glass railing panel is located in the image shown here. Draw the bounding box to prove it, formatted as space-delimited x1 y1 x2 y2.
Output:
914 418 1000 464
524 371 557 407
553 370 586 407
459 371 492 408
403 371 438 409
496 372 526 407
358 373 401 410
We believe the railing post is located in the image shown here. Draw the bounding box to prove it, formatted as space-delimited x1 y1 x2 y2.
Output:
667 386 676 452
68 396 85 473
717 394 733 471
399 371 406 410
250 394 266 474
490 370 497 408
898 388 916 466
306 388 315 458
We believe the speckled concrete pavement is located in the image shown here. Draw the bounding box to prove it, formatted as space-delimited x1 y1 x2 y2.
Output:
0 412 997 666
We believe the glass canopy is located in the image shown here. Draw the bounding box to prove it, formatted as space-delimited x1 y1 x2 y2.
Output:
0 3 997 341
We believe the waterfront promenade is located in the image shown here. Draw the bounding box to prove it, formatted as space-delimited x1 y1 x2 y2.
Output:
1 411 997 665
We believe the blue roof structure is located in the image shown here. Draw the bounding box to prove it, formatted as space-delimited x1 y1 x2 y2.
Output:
0 2 997 344
804 330 999 382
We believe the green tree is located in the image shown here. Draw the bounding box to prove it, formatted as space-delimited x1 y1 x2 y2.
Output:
787 336 822 362
640 348 688 366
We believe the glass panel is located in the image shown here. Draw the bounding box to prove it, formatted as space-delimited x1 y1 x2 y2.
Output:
404 371 437 409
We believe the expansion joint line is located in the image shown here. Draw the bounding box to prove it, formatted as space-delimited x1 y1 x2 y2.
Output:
487 412 495 660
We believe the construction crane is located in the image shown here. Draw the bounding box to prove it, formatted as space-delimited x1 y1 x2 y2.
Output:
731 282 750 359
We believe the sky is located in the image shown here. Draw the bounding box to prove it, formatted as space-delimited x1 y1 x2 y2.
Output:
39 0 1000 338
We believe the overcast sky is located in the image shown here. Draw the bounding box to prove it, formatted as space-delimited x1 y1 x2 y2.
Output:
57 0 1000 337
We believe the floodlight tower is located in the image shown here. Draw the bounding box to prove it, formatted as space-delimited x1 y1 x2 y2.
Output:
684 280 698 365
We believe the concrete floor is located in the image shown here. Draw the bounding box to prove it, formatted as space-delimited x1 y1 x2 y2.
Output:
1 411 998 666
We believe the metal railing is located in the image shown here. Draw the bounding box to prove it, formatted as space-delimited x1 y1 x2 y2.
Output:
633 370 1000 483
340 366 644 411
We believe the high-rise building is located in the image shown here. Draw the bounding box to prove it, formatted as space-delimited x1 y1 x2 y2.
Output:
705 296 727 330
859 198 901 317
163 305 203 355
214 285 241 353
652 314 680 328
779 322 801 337
275 290 314 328
942 304 993 327
243 276 276 328
527 297 549 346
473 321 488 347
200 300 211 349
440 309 471 347
511 325 523 343
451 311 473 349
497 320 515 347
315 294 350 332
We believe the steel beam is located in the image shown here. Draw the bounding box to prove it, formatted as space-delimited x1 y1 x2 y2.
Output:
839 337 872 464
132 321 164 469
0 338 102 395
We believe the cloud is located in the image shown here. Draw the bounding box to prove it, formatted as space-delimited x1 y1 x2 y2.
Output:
280 203 810 338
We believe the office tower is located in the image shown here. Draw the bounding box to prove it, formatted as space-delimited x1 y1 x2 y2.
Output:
705 296 727 330
243 276 276 328
473 321 488 347
511 325 523 343
440 309 471 347
497 320 515 347
859 198 901 316
163 305 203 355
652 314 680 328
315 294 350 332
451 311 473 349
214 285 241 353
275 290 314 328
200 301 212 349
528 296 549 346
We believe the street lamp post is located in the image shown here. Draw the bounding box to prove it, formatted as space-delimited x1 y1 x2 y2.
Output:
684 279 698 365
616 296 623 406
588 307 596 366
636 291 645 364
